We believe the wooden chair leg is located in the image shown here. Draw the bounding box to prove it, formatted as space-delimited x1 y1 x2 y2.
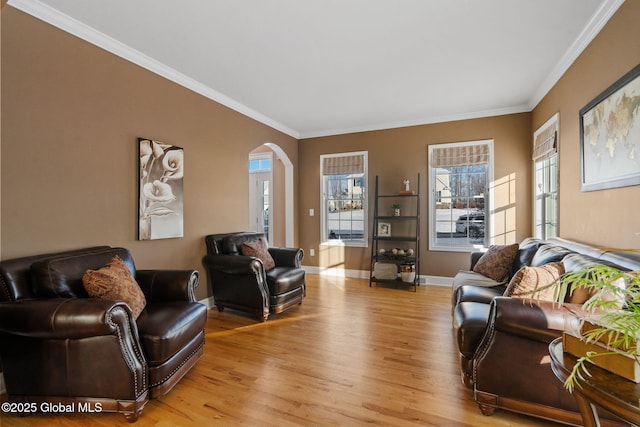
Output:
478 403 496 416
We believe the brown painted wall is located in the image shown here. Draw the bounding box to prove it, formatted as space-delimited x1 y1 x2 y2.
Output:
299 113 532 278
3 1 638 290
532 0 640 250
1 8 298 300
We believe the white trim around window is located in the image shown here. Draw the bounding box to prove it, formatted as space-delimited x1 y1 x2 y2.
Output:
320 151 368 248
428 140 494 252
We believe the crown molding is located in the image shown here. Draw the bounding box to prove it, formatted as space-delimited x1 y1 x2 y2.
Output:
7 0 300 139
298 104 531 139
7 0 622 140
528 0 625 110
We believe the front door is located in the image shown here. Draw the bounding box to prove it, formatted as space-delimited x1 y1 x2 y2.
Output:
249 170 273 242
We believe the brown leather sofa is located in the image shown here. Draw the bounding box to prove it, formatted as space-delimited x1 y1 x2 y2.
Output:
203 232 305 321
452 238 640 426
0 246 207 422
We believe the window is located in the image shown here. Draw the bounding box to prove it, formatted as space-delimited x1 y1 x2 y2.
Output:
320 151 367 246
533 113 559 239
249 156 272 171
428 140 493 251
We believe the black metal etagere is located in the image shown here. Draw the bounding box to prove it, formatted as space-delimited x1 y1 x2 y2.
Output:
369 174 420 291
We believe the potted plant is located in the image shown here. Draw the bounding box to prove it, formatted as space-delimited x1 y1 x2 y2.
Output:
553 265 640 391
391 203 401 216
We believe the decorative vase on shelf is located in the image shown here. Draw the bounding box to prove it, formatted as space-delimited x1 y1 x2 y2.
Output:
391 204 401 216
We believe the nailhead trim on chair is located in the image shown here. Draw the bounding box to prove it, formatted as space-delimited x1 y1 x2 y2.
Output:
149 340 204 387
0 276 12 302
107 306 147 397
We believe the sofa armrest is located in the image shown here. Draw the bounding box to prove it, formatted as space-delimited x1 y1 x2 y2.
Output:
0 298 134 339
456 285 503 306
202 254 263 275
269 247 304 268
490 297 581 344
136 269 199 303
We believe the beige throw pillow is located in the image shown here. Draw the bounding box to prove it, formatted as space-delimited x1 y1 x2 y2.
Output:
82 255 147 319
504 262 565 302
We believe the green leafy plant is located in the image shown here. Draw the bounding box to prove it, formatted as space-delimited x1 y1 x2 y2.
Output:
553 265 640 392
391 203 401 210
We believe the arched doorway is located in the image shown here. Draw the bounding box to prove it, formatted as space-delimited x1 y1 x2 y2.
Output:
248 143 294 247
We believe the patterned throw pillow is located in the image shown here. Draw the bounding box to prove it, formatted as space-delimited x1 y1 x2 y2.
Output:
82 255 147 319
241 238 276 271
504 262 565 302
472 243 519 282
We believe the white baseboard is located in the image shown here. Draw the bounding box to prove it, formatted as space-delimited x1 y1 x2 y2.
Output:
302 265 452 287
199 296 216 309
302 265 369 279
422 275 454 287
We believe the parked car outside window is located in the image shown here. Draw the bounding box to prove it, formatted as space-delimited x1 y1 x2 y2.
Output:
455 212 485 237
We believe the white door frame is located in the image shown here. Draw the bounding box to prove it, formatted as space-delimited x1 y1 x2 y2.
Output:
249 152 273 243
263 143 294 247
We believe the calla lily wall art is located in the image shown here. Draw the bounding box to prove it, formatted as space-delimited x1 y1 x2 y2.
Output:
138 138 184 240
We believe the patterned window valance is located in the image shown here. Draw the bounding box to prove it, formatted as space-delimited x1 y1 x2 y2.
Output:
322 154 365 175
430 143 489 167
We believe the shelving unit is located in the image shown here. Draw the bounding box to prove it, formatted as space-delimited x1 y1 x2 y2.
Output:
369 174 420 291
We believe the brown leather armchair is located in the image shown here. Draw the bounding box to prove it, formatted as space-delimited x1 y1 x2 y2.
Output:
203 232 305 321
0 246 207 422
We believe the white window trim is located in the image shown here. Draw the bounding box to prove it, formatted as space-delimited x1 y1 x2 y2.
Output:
428 139 494 252
320 151 368 248
533 113 560 239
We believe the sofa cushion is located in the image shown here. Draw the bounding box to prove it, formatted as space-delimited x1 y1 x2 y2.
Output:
530 244 572 267
222 232 264 255
511 239 542 276
241 238 276 271
136 302 207 365
266 267 305 295
30 247 135 298
473 243 519 282
82 255 147 319
504 262 565 302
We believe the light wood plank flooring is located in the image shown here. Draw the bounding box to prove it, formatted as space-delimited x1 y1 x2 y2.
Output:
1 275 561 426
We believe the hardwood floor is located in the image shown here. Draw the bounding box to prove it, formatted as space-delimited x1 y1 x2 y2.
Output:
1 275 561 426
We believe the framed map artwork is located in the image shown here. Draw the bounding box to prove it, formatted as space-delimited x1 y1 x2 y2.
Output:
580 64 640 192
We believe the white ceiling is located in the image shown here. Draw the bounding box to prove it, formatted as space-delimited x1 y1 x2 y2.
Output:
8 0 623 138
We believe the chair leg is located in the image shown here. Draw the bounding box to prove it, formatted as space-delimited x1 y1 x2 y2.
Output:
124 408 143 423
478 403 496 416
215 305 225 312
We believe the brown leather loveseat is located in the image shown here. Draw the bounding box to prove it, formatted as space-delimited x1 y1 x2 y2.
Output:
0 246 208 422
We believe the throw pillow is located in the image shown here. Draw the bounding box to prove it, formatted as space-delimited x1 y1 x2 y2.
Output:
566 276 626 306
504 262 565 302
472 243 519 283
241 238 276 271
82 255 147 319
